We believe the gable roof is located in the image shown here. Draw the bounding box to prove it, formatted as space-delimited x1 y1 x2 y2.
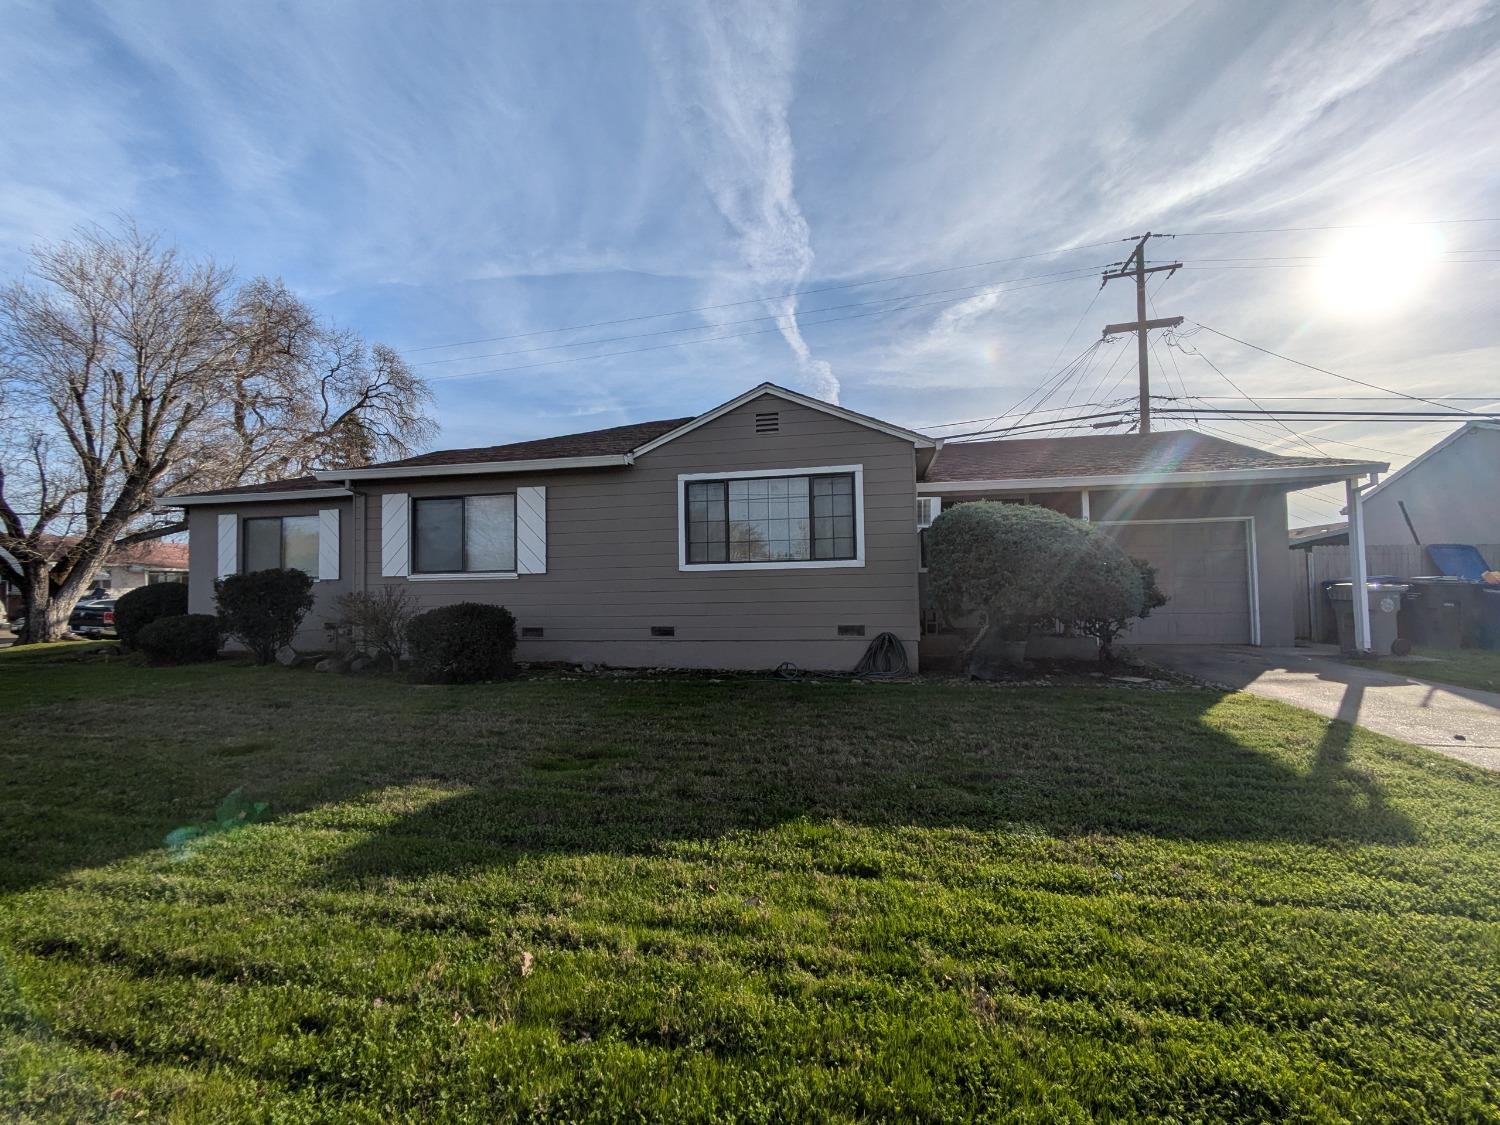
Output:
631 383 937 456
923 430 1383 489
1355 421 1498 506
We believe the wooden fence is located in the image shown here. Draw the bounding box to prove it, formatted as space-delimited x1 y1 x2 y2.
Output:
1292 542 1500 642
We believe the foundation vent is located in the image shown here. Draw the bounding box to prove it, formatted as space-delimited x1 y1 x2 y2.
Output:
521 626 544 638
650 626 676 637
837 624 866 637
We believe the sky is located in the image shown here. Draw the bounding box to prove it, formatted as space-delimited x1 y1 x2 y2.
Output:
3 0 1499 526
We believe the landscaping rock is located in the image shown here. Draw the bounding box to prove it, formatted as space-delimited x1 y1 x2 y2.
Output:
314 656 349 673
275 645 303 668
348 655 373 673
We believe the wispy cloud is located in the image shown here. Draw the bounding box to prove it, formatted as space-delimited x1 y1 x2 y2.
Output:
642 0 837 401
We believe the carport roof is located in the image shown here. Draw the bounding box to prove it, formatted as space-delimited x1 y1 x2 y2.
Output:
923 429 1382 488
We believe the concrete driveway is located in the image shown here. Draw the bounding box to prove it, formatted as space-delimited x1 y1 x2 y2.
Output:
1133 644 1500 771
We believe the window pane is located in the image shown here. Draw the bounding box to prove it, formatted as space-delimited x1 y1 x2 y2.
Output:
811 475 855 559
282 515 319 575
413 498 463 573
243 518 282 572
466 494 516 571
687 482 726 563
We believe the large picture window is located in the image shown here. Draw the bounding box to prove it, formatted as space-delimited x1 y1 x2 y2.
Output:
684 472 857 565
244 515 319 575
413 494 516 573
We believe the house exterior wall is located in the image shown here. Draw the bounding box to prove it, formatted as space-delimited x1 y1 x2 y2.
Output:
1361 425 1500 546
184 395 922 670
187 498 356 650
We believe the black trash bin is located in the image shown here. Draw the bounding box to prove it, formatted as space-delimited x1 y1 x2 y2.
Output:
1482 588 1500 651
1399 577 1467 650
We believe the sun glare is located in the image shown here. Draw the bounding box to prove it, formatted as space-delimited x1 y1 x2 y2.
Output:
1315 224 1444 315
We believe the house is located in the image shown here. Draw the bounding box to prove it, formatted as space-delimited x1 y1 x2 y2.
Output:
1287 422 1500 550
1 537 189 620
162 383 1384 668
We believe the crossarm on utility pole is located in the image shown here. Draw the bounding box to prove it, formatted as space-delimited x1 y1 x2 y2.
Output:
1102 316 1183 336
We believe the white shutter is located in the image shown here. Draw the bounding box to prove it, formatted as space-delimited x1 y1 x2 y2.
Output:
381 493 410 577
318 508 341 581
916 496 941 528
516 486 547 574
216 513 238 578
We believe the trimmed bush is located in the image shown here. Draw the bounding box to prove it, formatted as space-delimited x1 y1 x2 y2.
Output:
137 613 221 664
114 581 188 651
215 568 316 665
926 502 1093 640
404 602 517 684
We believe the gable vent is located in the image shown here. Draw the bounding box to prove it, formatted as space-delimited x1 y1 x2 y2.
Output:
754 411 780 434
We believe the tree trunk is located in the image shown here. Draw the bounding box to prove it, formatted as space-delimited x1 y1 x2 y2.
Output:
19 564 70 644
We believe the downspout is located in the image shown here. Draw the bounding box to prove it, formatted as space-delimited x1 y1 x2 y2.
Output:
344 480 367 596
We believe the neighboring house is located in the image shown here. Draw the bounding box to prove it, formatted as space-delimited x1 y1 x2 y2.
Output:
0 537 189 620
162 383 1383 668
1287 422 1500 550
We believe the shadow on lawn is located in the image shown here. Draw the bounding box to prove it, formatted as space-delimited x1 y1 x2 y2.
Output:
326 683 1419 884
0 660 1418 893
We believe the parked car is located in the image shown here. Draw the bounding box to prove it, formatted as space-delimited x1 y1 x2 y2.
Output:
68 598 118 638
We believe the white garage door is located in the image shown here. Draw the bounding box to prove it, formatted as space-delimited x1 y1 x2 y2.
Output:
1099 520 1253 644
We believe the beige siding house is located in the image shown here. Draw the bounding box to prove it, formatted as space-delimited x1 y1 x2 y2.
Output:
167 384 1384 668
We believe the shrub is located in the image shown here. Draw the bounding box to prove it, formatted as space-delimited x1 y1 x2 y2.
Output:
114 582 188 651
336 585 417 669
137 613 221 664
926 502 1093 643
404 602 517 683
214 568 316 664
1067 555 1168 660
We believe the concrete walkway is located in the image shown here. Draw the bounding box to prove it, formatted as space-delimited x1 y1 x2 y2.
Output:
1133 644 1500 771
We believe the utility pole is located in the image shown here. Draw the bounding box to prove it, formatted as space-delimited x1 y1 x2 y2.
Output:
1102 232 1182 434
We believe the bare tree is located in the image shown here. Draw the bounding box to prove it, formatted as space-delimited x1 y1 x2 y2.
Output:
0 223 435 642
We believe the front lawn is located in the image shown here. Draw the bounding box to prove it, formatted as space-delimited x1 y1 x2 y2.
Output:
1362 647 1500 695
2 648 1497 1122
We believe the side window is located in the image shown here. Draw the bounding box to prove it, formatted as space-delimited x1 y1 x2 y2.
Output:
412 494 517 573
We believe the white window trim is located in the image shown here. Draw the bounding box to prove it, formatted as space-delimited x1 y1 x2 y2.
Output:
407 491 521 579
1093 516 1261 647
407 571 520 582
677 464 866 572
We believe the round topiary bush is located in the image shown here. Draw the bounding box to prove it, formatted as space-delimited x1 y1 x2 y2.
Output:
926 501 1093 634
404 602 517 684
137 613 222 664
114 581 188 651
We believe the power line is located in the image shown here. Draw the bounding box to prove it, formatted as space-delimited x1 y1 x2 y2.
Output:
403 236 1136 354
1166 334 1329 458
1188 323 1480 415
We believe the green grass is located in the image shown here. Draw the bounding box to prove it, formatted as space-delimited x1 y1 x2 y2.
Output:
2 646 1498 1122
1362 647 1500 694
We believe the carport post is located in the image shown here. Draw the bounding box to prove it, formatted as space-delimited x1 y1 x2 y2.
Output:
1345 476 1372 653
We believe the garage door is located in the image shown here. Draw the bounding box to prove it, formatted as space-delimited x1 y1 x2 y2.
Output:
1098 520 1252 644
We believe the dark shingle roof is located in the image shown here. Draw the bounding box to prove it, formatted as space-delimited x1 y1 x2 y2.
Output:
178 476 333 498
363 417 693 470
925 430 1374 483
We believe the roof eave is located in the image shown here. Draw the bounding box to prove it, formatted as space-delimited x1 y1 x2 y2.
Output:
311 453 633 482
159 486 353 509
919 462 1386 493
